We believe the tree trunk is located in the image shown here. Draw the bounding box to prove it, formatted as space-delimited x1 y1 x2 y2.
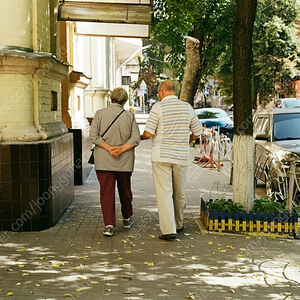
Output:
180 36 201 106
232 0 257 212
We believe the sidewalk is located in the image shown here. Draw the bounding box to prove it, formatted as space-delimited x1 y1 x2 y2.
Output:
134 110 149 134
0 139 300 300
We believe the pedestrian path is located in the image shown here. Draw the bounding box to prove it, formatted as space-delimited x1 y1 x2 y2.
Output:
0 140 300 300
134 111 149 134
134 111 149 124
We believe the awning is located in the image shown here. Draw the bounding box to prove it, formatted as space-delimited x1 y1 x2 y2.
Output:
58 0 153 38
58 1 153 24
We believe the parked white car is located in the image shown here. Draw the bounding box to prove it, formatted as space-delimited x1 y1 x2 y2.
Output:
254 108 300 202
274 98 300 108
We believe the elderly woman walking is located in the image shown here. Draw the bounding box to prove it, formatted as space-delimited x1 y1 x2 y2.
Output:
89 87 140 237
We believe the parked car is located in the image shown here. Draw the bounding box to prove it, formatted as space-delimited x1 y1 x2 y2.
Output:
195 107 234 139
253 108 300 200
274 98 300 108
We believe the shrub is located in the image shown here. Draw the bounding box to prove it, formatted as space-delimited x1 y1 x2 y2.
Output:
206 199 244 213
253 197 286 213
206 197 300 214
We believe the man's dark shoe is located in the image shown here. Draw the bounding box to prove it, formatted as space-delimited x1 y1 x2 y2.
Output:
159 233 176 240
123 216 134 229
176 226 184 233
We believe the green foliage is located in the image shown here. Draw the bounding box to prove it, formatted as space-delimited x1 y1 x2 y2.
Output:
142 0 300 106
214 46 233 104
140 38 167 76
135 38 166 99
252 0 300 104
253 197 286 213
253 197 300 214
206 199 244 213
148 0 235 82
216 0 300 106
197 111 218 119
294 206 300 215
206 197 300 215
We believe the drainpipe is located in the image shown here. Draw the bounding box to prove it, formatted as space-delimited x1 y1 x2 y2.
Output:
32 0 38 128
31 0 46 139
31 0 38 52
32 0 39 134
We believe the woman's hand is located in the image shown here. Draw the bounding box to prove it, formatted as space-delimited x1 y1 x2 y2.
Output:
99 142 133 158
109 147 122 158
99 142 122 158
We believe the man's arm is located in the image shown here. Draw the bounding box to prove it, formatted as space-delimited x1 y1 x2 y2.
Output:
140 130 153 140
190 133 200 143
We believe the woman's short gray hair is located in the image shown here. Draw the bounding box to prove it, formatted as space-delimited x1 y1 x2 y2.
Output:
111 87 128 104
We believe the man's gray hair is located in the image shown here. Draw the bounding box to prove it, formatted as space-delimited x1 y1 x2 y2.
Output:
111 87 128 104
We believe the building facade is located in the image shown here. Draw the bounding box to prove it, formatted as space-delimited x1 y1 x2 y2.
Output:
0 0 74 231
0 0 143 231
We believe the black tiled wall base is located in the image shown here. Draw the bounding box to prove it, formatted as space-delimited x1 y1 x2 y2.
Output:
0 134 74 231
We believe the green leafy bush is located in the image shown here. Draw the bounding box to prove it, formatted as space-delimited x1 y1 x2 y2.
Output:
206 199 244 213
253 198 286 213
206 198 300 215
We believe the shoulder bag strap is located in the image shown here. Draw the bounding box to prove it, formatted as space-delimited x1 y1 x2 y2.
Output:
101 109 125 138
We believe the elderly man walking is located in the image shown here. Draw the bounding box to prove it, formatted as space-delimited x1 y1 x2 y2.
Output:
141 80 202 240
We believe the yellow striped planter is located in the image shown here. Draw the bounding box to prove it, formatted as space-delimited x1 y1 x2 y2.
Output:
200 198 299 237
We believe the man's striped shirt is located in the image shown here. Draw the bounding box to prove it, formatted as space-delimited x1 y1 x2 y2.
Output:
145 95 202 165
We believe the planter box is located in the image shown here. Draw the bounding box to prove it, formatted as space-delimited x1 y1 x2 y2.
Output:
200 198 299 237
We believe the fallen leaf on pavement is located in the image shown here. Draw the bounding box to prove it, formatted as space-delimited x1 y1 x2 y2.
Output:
226 245 235 249
185 292 195 299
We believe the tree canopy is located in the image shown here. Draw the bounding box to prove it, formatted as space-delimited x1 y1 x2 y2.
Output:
212 0 300 106
140 0 235 99
252 0 300 106
142 0 300 106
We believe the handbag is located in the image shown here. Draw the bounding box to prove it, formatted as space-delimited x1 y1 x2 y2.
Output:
88 109 125 164
88 148 95 164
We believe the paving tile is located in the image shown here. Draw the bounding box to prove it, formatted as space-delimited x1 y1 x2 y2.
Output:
0 135 300 299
